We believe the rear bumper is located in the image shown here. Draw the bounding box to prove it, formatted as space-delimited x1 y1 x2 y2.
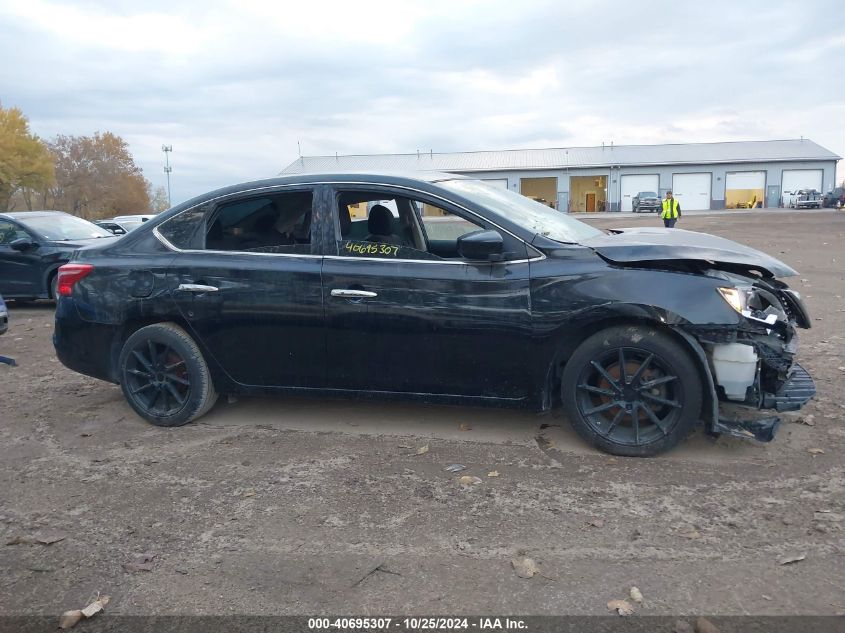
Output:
53 299 118 383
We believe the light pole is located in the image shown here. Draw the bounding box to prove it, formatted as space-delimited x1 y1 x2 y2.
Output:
162 144 173 207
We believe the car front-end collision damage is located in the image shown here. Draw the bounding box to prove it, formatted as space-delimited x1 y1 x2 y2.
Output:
577 227 816 444
680 270 815 442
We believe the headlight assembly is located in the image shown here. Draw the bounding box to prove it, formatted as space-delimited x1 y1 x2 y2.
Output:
717 287 748 313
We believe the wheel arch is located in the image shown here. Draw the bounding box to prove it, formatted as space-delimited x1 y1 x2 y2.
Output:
108 316 230 393
540 310 715 425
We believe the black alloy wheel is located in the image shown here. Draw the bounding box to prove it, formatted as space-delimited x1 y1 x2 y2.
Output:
575 346 682 446
118 322 217 427
562 326 703 456
124 339 191 418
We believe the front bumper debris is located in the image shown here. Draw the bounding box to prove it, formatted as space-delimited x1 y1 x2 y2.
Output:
760 363 815 411
712 415 780 443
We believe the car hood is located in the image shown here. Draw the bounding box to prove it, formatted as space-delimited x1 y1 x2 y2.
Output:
581 227 798 278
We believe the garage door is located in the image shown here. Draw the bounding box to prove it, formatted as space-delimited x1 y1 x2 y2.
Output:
726 171 765 209
781 169 822 201
672 173 711 210
620 174 659 212
481 178 508 189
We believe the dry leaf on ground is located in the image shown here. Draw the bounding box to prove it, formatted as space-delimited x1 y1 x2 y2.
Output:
607 599 635 616
123 552 156 573
808 448 825 455
629 586 644 603
35 530 67 545
59 610 84 630
511 556 539 579
695 616 720 633
779 553 806 565
487 470 499 477
416 445 429 455
588 518 604 528
458 475 482 486
458 423 472 431
80 595 110 618
59 595 110 629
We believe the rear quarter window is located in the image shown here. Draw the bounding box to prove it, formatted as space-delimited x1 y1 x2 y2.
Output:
156 208 206 250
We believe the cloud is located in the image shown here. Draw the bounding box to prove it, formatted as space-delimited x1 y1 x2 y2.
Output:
1 0 843 201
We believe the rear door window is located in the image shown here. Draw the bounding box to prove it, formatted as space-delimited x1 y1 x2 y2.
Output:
205 191 314 254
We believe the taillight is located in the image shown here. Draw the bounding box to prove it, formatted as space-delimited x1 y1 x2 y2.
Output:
57 264 94 296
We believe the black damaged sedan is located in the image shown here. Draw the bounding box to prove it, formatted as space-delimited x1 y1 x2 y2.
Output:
54 173 814 456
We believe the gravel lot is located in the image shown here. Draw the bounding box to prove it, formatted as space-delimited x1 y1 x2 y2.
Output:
1 210 844 617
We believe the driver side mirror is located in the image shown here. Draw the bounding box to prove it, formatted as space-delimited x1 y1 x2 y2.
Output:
10 237 38 252
457 229 504 262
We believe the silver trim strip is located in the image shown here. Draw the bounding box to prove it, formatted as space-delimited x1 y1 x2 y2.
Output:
331 289 378 298
177 283 219 293
323 255 538 265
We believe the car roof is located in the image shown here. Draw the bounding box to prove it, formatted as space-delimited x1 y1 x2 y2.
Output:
0 210 70 220
159 171 472 218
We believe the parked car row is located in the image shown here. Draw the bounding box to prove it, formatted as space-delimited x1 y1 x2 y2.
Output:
95 214 157 235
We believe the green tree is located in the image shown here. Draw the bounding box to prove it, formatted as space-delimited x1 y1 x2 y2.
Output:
0 104 54 211
47 132 151 219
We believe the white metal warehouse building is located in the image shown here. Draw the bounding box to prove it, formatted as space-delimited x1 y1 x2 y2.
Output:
280 139 840 212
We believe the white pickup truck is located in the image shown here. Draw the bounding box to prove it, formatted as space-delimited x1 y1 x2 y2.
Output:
785 189 822 209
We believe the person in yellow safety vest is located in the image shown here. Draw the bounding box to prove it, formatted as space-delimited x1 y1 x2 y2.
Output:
661 190 681 228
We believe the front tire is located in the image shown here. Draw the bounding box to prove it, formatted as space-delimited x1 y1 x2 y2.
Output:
118 322 218 427
561 325 703 457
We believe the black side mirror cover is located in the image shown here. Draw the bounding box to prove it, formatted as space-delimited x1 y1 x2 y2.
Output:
10 237 37 251
457 229 504 261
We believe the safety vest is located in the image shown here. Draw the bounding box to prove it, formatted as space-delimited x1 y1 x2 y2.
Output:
661 198 679 219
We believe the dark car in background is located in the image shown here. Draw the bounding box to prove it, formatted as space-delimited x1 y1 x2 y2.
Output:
632 191 660 213
0 211 114 300
54 173 814 457
823 187 845 208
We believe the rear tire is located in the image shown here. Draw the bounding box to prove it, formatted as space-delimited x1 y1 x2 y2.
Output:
118 322 218 427
561 325 703 457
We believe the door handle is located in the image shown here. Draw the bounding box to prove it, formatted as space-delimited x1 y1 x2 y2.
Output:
178 283 219 293
331 289 377 299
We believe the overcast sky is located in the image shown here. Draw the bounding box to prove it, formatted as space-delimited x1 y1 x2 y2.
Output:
1 0 843 203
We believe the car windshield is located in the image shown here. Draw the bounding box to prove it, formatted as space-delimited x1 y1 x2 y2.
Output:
20 215 113 241
440 179 603 244
639 191 657 198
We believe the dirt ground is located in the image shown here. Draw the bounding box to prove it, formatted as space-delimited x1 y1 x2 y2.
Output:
0 210 844 617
